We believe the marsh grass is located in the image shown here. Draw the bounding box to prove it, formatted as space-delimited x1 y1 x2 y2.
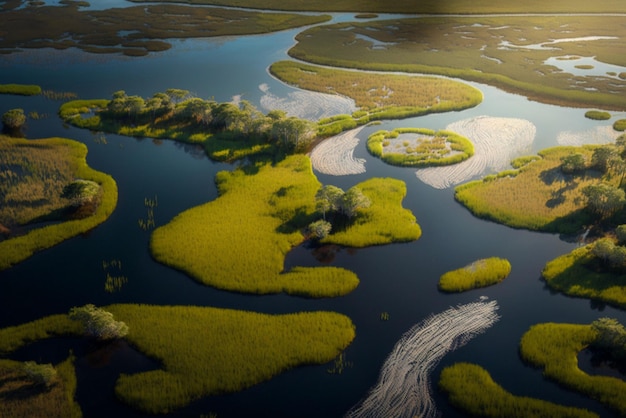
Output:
0 357 81 418
0 84 41 96
454 146 597 233
542 245 626 309
151 155 358 297
107 304 355 414
270 61 482 131
585 110 611 120
439 362 598 418
438 257 511 292
322 177 421 247
614 119 626 132
0 137 117 270
0 4 330 56
287 16 626 110
367 128 473 168
520 322 626 416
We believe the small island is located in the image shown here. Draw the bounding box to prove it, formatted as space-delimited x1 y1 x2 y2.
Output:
438 257 511 292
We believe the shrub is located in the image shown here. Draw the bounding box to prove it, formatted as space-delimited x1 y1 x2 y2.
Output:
613 119 626 131
69 304 129 340
308 219 332 239
2 108 26 129
22 361 58 388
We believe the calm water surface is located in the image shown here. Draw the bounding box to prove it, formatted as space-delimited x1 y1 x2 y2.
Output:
1 10 625 418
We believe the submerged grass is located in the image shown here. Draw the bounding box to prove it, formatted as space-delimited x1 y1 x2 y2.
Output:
438 257 511 292
151 155 358 297
520 322 626 417
322 177 421 247
0 137 118 270
439 362 598 418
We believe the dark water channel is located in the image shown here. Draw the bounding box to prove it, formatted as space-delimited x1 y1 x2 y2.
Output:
1 10 626 418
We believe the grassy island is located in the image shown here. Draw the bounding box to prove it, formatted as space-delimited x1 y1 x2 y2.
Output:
0 305 355 414
520 322 626 417
0 83 42 96
0 136 117 270
366 128 473 168
438 257 511 292
270 60 483 136
439 362 598 418
286 16 626 110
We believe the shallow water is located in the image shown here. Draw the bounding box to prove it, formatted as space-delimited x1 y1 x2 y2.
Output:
1 9 626 418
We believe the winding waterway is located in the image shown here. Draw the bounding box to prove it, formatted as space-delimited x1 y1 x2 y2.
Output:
1 7 626 418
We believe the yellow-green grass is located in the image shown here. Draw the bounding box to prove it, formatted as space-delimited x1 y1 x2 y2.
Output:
520 322 626 416
108 304 355 414
367 128 473 167
286 16 626 110
439 362 598 418
322 177 421 247
0 4 330 56
269 60 482 133
438 257 511 292
542 245 626 309
454 146 597 234
0 305 355 415
0 84 42 96
614 119 626 132
151 155 359 297
0 137 118 270
0 357 81 418
584 110 611 121
128 0 626 14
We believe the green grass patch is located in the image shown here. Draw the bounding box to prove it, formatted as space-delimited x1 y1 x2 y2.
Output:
0 84 42 96
439 362 598 418
151 155 359 297
108 304 355 414
520 322 626 417
366 127 473 167
454 146 597 234
585 110 611 120
613 119 626 132
0 137 118 270
321 177 421 247
438 257 511 292
542 244 626 309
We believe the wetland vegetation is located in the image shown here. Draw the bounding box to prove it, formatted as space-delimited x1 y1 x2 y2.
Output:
438 257 511 293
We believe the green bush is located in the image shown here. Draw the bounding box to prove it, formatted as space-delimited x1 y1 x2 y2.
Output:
69 304 129 340
439 257 511 292
613 119 626 131
23 361 58 387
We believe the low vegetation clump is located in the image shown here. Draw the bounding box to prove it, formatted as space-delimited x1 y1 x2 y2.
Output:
590 317 626 362
367 127 473 167
0 358 81 418
60 90 317 159
151 155 359 297
68 304 129 340
0 136 117 270
584 110 611 120
614 119 626 132
439 362 598 418
0 83 42 96
2 108 26 130
319 178 422 247
520 322 626 416
438 257 511 292
269 60 482 136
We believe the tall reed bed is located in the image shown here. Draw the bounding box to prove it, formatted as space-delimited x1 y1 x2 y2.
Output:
439 257 511 292
439 362 598 418
0 84 42 96
542 245 626 309
0 137 118 270
322 177 421 247
520 322 626 416
108 304 355 414
151 155 358 297
454 146 596 233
